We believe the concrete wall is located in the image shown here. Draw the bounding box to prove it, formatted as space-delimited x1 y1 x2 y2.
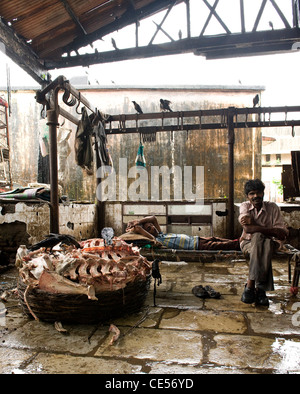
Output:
1 85 263 204
0 202 97 251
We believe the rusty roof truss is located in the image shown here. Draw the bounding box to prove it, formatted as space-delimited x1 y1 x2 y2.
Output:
0 0 300 85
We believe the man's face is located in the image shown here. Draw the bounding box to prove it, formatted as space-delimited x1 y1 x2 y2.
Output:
247 189 264 209
144 222 159 237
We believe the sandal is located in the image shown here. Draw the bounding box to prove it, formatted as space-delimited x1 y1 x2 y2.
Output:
192 285 209 298
204 285 221 299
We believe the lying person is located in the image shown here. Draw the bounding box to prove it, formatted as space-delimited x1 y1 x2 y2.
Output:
126 215 240 251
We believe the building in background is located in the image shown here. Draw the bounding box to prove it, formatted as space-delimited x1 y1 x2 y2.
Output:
262 126 300 202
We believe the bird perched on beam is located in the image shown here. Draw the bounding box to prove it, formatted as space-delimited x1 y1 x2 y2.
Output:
253 94 260 107
29 234 81 252
160 99 173 112
111 38 118 50
132 101 143 114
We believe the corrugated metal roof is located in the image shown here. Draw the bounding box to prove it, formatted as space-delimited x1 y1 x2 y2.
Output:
0 0 166 60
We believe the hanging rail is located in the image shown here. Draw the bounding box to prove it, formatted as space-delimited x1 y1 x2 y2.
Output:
35 76 103 233
106 105 300 134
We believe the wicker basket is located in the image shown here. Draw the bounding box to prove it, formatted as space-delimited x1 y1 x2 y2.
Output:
18 275 151 324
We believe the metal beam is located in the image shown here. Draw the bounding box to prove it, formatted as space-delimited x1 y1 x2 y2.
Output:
149 3 175 45
293 0 300 27
240 0 246 33
269 0 291 29
0 18 50 85
46 28 300 69
200 0 220 37
64 0 183 55
60 0 87 35
105 120 300 134
201 0 231 35
252 0 268 32
105 105 300 134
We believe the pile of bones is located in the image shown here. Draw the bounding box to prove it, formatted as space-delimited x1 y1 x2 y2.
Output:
16 237 152 301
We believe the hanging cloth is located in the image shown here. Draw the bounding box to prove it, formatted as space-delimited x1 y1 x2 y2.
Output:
93 119 110 167
75 107 94 174
135 142 146 167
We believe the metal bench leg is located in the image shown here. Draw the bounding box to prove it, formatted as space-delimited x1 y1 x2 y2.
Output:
291 260 300 296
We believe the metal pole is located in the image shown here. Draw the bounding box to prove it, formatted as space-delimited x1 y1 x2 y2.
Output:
47 107 60 234
227 108 235 238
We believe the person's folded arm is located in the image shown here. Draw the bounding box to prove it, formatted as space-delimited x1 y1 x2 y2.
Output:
243 224 288 240
132 225 156 240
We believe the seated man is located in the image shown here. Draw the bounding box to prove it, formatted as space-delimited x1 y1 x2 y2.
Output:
126 215 240 251
239 179 289 307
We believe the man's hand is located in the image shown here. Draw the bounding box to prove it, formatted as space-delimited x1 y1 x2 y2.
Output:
153 239 163 247
240 215 252 226
243 224 288 241
126 220 140 230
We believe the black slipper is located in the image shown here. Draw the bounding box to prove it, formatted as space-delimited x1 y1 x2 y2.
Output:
204 285 221 299
192 285 209 298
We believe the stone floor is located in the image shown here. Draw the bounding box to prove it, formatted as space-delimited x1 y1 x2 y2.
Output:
0 257 299 375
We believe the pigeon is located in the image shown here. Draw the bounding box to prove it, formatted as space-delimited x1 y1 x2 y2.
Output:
160 99 173 112
253 94 259 107
101 227 114 246
111 38 118 50
29 234 81 252
132 101 143 114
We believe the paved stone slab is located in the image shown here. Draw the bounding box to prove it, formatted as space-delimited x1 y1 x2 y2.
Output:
95 327 203 365
22 353 143 374
154 293 205 309
248 311 300 335
204 294 282 313
1 320 107 355
159 309 247 334
0 347 34 374
112 307 163 329
147 362 254 374
209 334 300 372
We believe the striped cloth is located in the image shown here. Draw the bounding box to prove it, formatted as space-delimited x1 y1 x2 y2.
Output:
156 232 199 250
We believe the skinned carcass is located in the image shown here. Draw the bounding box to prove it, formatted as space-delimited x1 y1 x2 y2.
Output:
17 237 152 323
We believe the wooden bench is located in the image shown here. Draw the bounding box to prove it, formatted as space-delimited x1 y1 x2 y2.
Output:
140 244 300 295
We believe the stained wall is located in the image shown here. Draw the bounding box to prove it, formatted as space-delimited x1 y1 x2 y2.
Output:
0 85 263 204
